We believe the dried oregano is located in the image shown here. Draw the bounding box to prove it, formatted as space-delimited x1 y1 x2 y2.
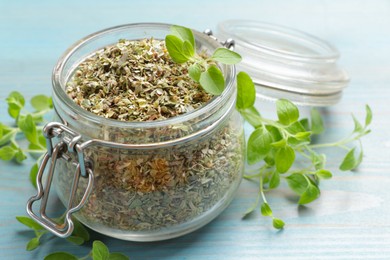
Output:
66 38 213 121
55 123 244 231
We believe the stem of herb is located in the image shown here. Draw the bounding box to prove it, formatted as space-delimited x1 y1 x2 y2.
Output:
309 132 368 149
259 172 268 204
23 149 47 154
244 165 268 180
243 173 262 179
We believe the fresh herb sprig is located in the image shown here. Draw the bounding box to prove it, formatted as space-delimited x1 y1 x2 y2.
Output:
165 25 242 95
0 91 53 188
236 72 372 228
2 93 128 259
16 215 129 259
166 25 372 229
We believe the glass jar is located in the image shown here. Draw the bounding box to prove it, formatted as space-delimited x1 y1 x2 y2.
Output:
27 23 245 241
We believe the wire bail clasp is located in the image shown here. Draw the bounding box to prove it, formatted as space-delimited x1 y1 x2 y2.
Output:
26 122 94 238
203 29 235 50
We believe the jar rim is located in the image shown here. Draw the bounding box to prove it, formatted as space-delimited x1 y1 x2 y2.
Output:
52 23 236 129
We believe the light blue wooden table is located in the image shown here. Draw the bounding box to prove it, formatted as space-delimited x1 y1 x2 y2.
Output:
1 0 390 259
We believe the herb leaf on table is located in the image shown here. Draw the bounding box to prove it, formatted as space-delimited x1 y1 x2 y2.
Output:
1 92 52 187
16 214 129 259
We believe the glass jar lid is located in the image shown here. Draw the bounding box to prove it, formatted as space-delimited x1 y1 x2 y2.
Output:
217 20 349 106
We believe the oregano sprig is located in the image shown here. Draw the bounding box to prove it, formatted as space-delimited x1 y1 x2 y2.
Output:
1 91 53 188
236 72 372 228
165 25 242 95
3 92 129 258
16 215 129 259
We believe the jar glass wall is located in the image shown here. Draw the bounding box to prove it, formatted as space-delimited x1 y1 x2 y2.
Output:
51 23 245 241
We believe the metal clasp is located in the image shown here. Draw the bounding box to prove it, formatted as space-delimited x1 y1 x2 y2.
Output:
204 29 235 50
26 122 94 238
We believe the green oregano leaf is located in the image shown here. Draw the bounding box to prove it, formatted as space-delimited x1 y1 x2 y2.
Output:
199 65 225 95
188 63 202 82
276 99 299 126
263 175 270 185
339 148 357 171
92 240 110 260
272 218 285 229
355 148 363 169
365 104 372 127
44 252 78 260
315 169 332 179
6 91 25 119
16 216 44 231
28 142 45 153
286 121 307 135
266 125 283 142
18 114 38 145
352 115 363 133
182 40 195 58
295 131 311 140
211 48 242 64
300 118 310 131
275 145 295 173
299 184 320 204
71 217 90 242
286 173 308 195
0 124 15 146
31 95 52 111
14 147 27 163
239 107 262 128
38 131 46 147
66 236 85 245
260 203 273 217
165 35 189 63
26 237 40 251
236 71 256 110
247 127 273 165
170 25 195 49
310 108 324 134
269 171 280 189
271 139 286 148
264 155 275 166
0 146 17 161
311 152 326 170
30 163 39 189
